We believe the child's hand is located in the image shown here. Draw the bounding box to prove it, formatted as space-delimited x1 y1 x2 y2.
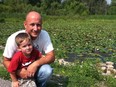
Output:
17 68 28 79
12 81 19 87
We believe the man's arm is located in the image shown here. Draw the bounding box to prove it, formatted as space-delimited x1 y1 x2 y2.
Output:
27 50 55 76
36 50 55 65
2 57 11 69
31 50 55 67
3 57 18 81
36 51 55 66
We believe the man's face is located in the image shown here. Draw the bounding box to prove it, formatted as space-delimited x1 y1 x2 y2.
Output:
24 15 42 40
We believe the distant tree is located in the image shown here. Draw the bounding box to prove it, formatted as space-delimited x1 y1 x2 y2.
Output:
81 0 107 14
0 0 115 15
28 0 41 5
62 0 88 15
0 0 4 4
107 1 116 14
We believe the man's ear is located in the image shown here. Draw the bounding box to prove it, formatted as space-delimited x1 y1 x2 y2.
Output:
24 21 27 29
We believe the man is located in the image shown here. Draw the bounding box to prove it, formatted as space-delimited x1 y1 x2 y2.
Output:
3 11 55 87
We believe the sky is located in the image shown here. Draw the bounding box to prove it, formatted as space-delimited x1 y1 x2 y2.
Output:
106 0 112 5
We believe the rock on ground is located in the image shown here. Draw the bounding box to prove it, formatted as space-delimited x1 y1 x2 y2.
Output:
0 78 11 87
0 74 68 87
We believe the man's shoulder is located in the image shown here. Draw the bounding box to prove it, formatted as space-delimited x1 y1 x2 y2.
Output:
40 30 49 37
41 30 48 34
10 30 25 37
8 30 25 39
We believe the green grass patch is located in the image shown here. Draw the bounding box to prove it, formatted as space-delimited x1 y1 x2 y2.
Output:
0 50 3 56
0 66 10 80
52 58 116 87
0 14 116 86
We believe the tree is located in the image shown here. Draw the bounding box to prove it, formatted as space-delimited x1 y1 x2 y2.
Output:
81 0 107 14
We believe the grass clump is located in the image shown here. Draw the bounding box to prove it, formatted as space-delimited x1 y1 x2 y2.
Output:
0 66 10 80
53 59 99 86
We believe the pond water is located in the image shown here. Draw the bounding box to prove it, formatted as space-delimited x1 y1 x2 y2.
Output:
65 49 116 68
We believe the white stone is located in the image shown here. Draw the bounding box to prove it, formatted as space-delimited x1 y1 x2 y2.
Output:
58 59 64 65
106 61 114 65
113 69 116 74
106 65 114 70
98 63 106 67
101 66 106 71
106 70 111 75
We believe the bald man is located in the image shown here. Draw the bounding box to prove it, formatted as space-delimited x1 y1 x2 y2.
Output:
3 11 55 87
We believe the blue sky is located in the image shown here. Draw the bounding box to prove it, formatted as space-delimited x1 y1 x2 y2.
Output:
106 0 112 5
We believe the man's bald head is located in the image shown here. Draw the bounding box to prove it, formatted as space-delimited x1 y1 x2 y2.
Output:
25 11 42 22
24 11 42 40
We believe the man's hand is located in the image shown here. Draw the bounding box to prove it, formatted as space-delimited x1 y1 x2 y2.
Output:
17 68 28 79
17 61 39 78
27 61 39 77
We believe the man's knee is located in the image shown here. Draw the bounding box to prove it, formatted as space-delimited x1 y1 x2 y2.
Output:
34 64 53 86
40 64 53 76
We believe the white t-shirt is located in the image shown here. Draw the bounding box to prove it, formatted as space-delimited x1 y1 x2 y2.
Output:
3 30 54 59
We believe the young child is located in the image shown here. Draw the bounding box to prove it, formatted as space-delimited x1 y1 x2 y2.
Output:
8 32 42 87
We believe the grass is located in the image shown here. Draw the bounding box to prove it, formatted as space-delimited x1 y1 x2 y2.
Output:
0 66 10 80
1 58 116 87
51 58 116 87
0 14 116 87
0 49 10 80
0 50 3 56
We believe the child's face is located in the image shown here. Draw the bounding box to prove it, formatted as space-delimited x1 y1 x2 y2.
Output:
18 39 33 57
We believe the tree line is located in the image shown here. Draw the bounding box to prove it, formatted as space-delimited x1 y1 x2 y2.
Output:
0 0 116 16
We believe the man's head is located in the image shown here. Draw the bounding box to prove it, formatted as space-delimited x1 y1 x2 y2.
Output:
24 11 42 40
15 33 33 56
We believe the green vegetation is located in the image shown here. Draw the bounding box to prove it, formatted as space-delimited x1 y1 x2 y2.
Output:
52 58 116 87
0 0 116 86
0 66 10 80
0 50 3 56
0 49 10 80
0 0 116 15
0 14 116 86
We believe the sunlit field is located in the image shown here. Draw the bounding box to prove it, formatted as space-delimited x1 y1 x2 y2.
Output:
0 15 116 87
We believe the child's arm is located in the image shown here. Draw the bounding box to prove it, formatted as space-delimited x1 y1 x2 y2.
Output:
10 72 19 87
